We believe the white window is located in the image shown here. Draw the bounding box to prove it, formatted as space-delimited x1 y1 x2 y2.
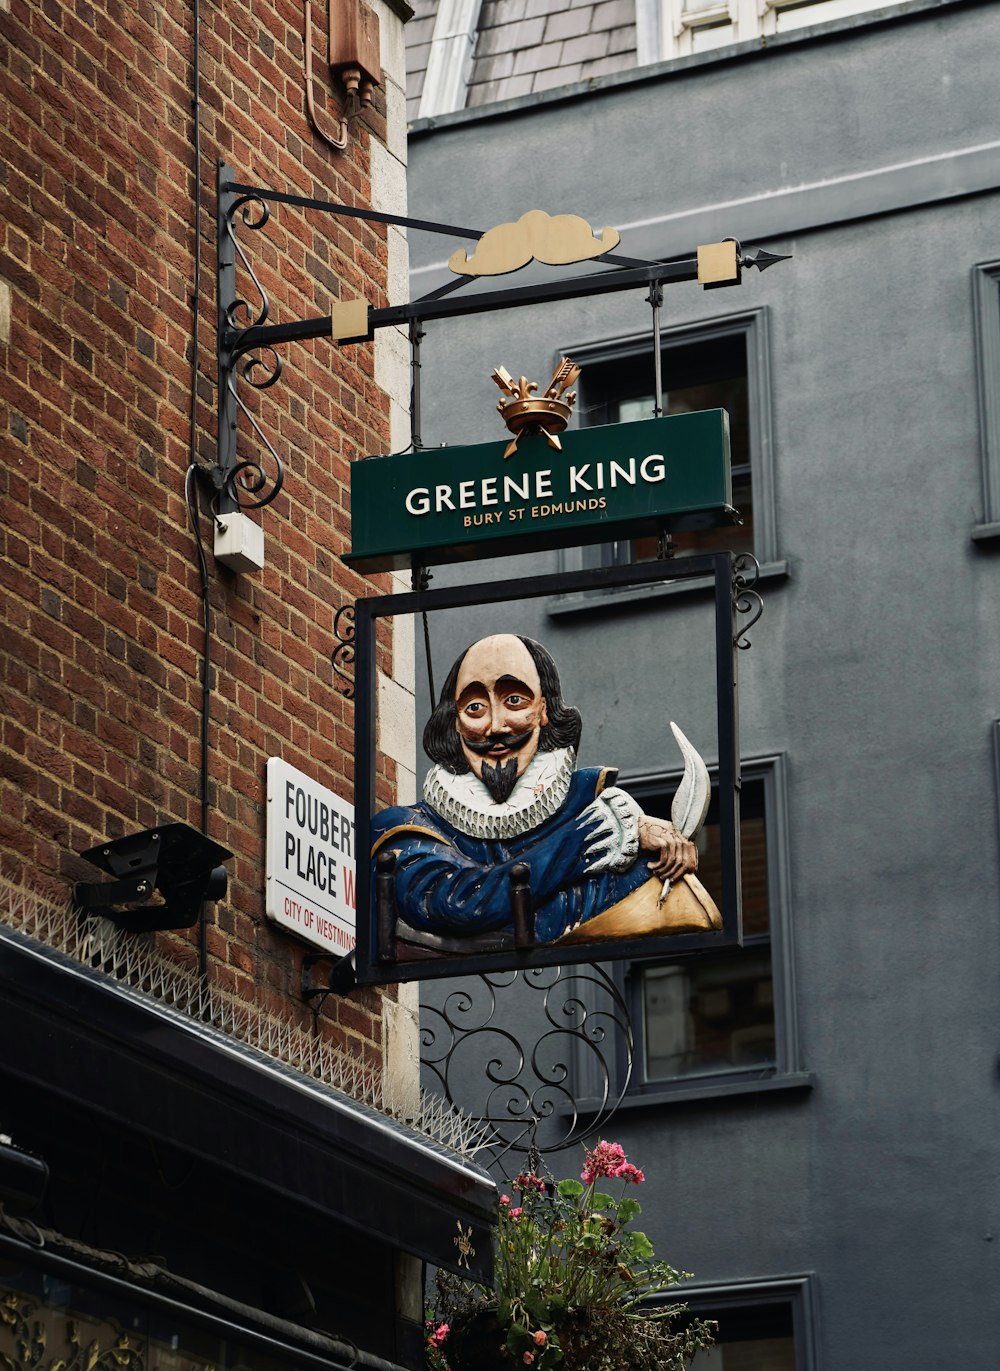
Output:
649 0 898 61
418 0 484 119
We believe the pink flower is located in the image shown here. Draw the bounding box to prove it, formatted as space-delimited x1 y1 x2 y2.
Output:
533 1331 547 1347
431 1324 449 1345
615 1163 645 1185
513 1170 546 1193
508 1206 523 1219
522 1354 535 1365
581 1140 627 1184
499 1194 511 1206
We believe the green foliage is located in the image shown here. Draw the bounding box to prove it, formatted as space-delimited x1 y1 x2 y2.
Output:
426 1146 716 1371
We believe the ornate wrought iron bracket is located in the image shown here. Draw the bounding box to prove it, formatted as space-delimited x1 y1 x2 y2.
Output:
420 963 634 1166
215 168 295 512
331 604 356 697
733 552 764 648
213 165 789 519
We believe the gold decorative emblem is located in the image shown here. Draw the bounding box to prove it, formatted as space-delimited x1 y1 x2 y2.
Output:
450 210 620 278
1 1290 146 1371
454 1221 476 1270
491 357 581 459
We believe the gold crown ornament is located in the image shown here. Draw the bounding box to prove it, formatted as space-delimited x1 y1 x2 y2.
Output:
491 357 581 459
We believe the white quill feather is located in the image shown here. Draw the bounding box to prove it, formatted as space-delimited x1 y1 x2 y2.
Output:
669 721 711 839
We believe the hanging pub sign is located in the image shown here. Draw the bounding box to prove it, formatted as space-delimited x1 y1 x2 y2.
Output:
342 354 746 986
346 554 742 986
344 357 735 574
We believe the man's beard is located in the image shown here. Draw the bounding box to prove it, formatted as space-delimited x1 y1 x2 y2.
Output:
461 728 536 804
479 755 520 804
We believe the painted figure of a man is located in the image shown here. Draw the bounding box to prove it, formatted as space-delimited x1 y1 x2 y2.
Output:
371 634 721 950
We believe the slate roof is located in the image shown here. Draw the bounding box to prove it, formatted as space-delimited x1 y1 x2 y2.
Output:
405 0 438 117
406 0 638 119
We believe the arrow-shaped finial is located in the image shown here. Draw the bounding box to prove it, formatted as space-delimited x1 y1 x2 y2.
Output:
743 247 792 272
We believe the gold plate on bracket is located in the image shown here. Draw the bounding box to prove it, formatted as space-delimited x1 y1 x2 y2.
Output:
450 210 620 277
697 240 740 285
330 297 371 342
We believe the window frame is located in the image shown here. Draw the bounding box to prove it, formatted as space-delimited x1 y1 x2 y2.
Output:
569 754 811 1109
972 260 1000 544
992 720 1000 849
551 308 786 617
659 0 902 59
672 0 743 56
664 1273 818 1371
417 0 484 119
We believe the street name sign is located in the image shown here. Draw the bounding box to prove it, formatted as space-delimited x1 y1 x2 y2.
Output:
265 758 357 954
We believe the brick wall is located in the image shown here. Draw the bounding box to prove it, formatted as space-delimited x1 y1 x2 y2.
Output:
0 0 414 1082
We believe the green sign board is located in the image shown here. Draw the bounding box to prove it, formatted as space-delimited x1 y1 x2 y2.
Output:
345 410 733 572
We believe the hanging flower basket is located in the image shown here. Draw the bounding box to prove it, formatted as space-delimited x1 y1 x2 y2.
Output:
426 1144 716 1371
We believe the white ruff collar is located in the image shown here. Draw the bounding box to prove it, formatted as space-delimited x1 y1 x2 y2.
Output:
423 747 575 840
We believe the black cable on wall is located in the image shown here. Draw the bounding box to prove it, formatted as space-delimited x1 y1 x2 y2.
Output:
183 0 214 981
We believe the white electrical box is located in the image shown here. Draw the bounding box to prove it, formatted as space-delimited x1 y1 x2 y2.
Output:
214 512 265 573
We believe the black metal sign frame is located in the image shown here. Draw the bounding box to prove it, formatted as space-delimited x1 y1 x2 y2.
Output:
353 552 742 986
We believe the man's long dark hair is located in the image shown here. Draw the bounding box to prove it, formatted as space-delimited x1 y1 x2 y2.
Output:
423 635 582 775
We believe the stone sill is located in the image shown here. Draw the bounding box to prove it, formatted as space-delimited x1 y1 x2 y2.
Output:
972 521 1000 544
547 558 789 618
572 1069 815 1113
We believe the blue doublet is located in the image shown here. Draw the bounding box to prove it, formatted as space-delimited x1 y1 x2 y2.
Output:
371 767 651 945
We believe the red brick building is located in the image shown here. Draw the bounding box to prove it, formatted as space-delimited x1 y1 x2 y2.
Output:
0 1 492 1365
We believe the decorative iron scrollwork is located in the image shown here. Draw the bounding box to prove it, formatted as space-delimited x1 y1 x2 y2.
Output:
223 191 271 332
332 604 356 697
0 1291 146 1371
733 552 763 649
241 344 283 390
215 174 295 515
216 342 287 511
420 963 633 1166
219 379 286 512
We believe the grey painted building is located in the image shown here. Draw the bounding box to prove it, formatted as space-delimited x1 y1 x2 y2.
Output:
401 1 1000 1365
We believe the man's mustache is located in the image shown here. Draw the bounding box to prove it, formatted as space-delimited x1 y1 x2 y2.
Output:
461 728 535 756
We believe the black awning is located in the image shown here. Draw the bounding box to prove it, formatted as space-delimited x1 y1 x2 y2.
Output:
0 925 495 1282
